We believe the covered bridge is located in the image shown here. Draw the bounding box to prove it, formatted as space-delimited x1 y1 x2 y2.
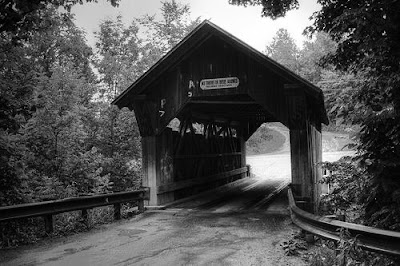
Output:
112 20 328 211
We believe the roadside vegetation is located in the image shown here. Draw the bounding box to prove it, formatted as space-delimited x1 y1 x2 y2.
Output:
244 0 400 232
0 0 200 248
281 228 399 265
232 0 400 264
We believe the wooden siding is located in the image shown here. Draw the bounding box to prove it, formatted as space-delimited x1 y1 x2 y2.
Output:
115 20 326 209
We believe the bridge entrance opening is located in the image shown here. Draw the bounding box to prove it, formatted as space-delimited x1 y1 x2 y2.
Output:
113 20 328 213
246 122 291 185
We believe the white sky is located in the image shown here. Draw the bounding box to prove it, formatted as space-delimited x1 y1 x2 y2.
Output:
72 0 320 52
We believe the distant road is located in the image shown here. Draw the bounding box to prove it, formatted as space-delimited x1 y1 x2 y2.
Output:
247 150 355 182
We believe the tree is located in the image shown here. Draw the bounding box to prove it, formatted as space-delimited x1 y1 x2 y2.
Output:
231 0 400 230
95 16 141 100
265 28 300 73
229 0 299 19
27 9 94 80
317 70 362 129
94 17 142 188
0 0 119 38
298 32 360 130
298 32 336 84
0 7 94 137
137 0 201 71
308 0 400 229
23 62 93 198
266 29 357 129
0 7 98 204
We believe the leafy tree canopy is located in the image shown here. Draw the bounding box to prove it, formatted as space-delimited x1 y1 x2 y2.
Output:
265 28 300 73
229 0 299 19
0 0 118 37
137 0 201 67
95 15 141 99
232 0 400 230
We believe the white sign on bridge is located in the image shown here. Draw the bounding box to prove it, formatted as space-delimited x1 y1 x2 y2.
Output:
200 77 239 90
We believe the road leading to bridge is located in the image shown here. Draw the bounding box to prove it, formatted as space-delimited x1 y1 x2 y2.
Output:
0 151 351 266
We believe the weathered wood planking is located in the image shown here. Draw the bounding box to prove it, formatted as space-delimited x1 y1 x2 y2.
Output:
134 35 301 136
156 128 175 203
141 136 158 205
113 20 327 208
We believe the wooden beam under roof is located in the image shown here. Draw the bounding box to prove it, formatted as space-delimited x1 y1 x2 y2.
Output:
188 100 256 105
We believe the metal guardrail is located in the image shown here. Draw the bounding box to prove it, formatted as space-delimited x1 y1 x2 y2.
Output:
0 189 150 233
288 187 400 256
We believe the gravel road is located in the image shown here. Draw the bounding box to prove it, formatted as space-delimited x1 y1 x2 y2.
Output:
0 151 352 266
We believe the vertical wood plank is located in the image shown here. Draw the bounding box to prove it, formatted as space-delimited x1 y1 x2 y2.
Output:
286 88 315 212
311 123 322 213
142 136 158 206
240 135 247 178
288 115 323 213
157 128 175 204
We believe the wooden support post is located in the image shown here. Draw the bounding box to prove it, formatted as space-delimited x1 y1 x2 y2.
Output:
81 209 89 227
240 135 247 178
142 136 158 206
114 203 121 220
286 88 322 213
289 128 312 199
311 123 322 212
138 199 145 213
44 215 53 234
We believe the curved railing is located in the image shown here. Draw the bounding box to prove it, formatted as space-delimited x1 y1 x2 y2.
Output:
288 188 400 256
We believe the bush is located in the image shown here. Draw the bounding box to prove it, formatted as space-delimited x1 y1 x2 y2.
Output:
308 229 398 266
319 156 365 223
0 203 139 249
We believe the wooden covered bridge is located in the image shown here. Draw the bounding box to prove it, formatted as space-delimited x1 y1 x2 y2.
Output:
112 20 328 212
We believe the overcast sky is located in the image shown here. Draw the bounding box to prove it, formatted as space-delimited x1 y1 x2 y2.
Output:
72 0 320 52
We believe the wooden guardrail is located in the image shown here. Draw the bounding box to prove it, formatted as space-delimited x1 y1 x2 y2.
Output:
0 189 150 233
288 187 400 256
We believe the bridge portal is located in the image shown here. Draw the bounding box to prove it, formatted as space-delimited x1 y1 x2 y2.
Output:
113 20 328 212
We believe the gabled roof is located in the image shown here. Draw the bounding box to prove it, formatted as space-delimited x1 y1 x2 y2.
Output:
112 20 328 125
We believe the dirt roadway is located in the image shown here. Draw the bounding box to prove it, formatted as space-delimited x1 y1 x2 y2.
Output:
0 151 352 266
0 184 302 266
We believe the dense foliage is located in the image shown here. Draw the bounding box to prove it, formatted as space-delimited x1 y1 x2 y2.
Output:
311 0 400 231
229 0 299 19
0 0 199 247
0 0 119 38
265 28 356 131
241 0 400 232
319 157 365 223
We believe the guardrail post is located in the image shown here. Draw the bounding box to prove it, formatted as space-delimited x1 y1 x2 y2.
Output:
114 203 121 220
246 164 251 177
44 215 53 233
81 209 89 227
138 199 145 213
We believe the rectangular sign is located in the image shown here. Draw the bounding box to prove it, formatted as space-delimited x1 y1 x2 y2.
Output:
200 77 239 90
